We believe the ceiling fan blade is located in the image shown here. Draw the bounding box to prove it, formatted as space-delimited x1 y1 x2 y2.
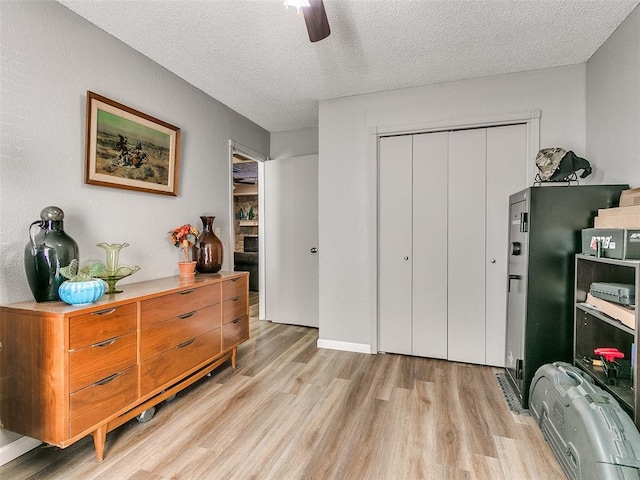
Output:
302 0 330 42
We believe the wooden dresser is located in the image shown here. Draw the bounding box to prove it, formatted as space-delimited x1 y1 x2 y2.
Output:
0 272 249 462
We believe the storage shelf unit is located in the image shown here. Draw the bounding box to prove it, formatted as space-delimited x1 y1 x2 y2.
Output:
574 254 639 425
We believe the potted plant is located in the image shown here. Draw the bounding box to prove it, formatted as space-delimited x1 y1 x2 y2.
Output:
58 259 106 305
169 224 200 277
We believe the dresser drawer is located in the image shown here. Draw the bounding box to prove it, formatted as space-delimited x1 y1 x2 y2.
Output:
69 303 136 351
222 315 249 351
69 366 138 437
222 276 248 301
223 296 247 325
141 304 221 361
69 331 137 393
140 284 221 328
140 329 221 395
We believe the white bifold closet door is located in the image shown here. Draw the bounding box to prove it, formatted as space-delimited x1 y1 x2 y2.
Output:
412 132 449 358
447 129 487 363
378 124 527 366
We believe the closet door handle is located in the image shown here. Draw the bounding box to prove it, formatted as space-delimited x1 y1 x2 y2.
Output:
403 256 409 261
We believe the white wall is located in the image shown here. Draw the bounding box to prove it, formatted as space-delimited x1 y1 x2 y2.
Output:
0 0 268 459
270 127 318 159
318 65 588 350
586 5 640 187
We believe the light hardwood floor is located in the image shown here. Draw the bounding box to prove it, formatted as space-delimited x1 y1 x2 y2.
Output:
0 294 565 479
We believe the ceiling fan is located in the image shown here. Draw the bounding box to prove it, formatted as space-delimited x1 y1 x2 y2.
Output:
286 0 331 42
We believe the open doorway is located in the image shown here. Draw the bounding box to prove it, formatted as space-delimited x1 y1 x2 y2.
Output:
232 154 258 289
229 141 266 320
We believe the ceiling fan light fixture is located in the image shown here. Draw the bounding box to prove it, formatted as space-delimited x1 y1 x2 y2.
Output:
284 0 330 43
284 0 310 14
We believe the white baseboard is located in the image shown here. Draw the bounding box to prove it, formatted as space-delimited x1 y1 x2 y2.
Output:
317 338 373 354
0 436 41 466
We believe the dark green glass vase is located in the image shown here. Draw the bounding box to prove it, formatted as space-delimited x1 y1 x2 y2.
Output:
24 206 79 302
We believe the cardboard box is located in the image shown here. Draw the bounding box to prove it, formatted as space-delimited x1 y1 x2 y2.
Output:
594 214 640 229
619 188 640 207
581 228 640 259
586 293 635 329
598 205 640 217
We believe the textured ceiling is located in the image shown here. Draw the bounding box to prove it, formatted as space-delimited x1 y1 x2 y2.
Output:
58 0 639 132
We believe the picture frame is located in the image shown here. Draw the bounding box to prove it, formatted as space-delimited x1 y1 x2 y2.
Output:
85 91 180 196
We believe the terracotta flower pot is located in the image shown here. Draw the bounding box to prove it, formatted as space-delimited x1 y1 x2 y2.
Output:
178 261 196 278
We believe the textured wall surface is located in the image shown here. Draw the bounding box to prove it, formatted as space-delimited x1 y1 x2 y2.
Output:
318 64 589 349
0 1 269 307
586 5 640 187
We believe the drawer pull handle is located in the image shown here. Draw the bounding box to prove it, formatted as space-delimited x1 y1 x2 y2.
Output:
93 308 117 316
231 278 239 283
94 372 121 387
232 317 241 324
178 289 195 295
178 311 196 319
177 338 196 348
232 297 239 302
93 337 117 348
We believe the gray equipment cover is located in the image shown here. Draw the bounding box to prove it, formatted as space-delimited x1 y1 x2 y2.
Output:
529 361 640 480
590 282 636 306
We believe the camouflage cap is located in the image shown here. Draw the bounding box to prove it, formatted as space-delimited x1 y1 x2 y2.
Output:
536 147 567 181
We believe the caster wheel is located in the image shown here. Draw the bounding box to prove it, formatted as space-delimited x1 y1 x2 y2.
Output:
136 406 156 423
165 394 176 403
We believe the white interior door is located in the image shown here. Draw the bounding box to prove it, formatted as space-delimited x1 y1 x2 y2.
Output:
378 136 413 354
485 124 528 366
264 154 319 327
377 125 528 364
447 129 487 364
412 132 448 358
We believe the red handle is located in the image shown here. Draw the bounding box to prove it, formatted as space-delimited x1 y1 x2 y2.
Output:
594 347 625 362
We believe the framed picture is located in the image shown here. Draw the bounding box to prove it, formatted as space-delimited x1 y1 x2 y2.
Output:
85 91 180 196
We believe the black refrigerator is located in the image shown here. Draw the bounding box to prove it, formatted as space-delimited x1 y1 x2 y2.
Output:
505 184 628 408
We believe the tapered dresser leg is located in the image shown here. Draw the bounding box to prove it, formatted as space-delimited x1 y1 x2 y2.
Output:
232 347 237 369
92 425 107 462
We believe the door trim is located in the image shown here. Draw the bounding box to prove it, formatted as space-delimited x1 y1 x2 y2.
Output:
229 139 268 320
372 111 541 354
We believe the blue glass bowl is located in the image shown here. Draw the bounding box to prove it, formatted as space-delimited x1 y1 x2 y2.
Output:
58 279 106 305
